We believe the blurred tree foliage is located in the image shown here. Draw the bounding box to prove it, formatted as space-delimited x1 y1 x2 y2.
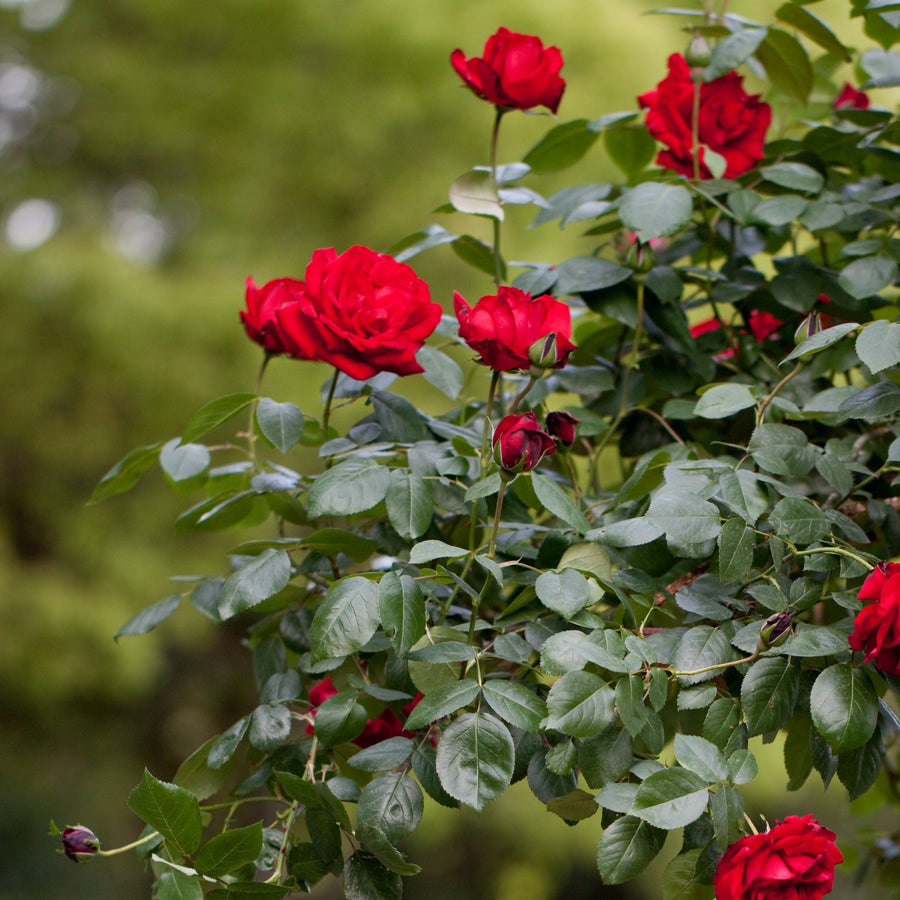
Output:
0 1 863 898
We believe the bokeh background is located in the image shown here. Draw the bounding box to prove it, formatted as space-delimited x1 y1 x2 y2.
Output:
0 1 892 897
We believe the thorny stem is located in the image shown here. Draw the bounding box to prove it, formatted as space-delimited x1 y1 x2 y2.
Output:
247 353 272 466
490 107 506 287
619 278 646 419
264 801 300 884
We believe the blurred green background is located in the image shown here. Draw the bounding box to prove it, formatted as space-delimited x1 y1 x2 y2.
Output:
0 1 891 897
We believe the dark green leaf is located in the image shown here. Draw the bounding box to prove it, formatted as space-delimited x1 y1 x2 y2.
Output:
89 442 162 504
249 703 292 753
616 675 650 738
452 234 504 279
408 540 468 564
256 398 304 454
856 319 900 373
195 823 263 877
775 3 850 60
343 853 402 900
174 736 233 801
620 182 693 242
308 457 390 518
542 671 616 737
348 738 415 773
523 119 600 174
703 699 746 756
717 517 755 582
404 679 480 730
741 657 799 736
837 728 885 800
182 393 257 443
386 469 434 541
675 626 737 685
535 568 592 618
781 322 859 364
756 27 813 102
632 768 709 829
416 344 463 400
711 785 745 852
314 692 367 748
157 870 203 900
749 424 815 476
839 381 900 419
127 769 202 858
706 27 768 80
694 383 756 419
435 712 515 811
726 749 758 785
839 256 898 300
810 663 878 753
604 125 657 175
377 572 426 657
531 472 590 532
115 594 180 640
596 816 666 884
311 576 380 661
482 680 546 733
356 772 423 842
761 161 824 193
300 528 378 563
355 824 421 876
673 734 728 783
208 718 249 770
218 549 292 620
275 771 319 806
555 256 631 295
769 498 830 546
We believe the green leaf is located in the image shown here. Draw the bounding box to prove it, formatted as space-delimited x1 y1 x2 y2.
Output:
780 624 848 657
775 3 851 61
208 717 249 770
157 870 203 900
354 824 421 876
706 27 768 80
595 816 666 884
604 125 657 175
404 679 481 730
300 528 378 563
465 472 502 502
89 442 162 504
711 785 745 852
343 853 402 900
311 576 380 661
760 162 824 194
810 663 878 753
127 769 202 858
535 567 592 618
348 738 415 773
314 691 367 748
839 381 900 419
780 322 858 364
555 256 632 295
357 772 423 842
195 823 263 877
218 549 292 620
523 119 600 174
275 771 319 806
769 497 830 546
255 398 304 454
435 712 515 811
386 469 434 541
726 749 758 786
482 680 546 732
741 657 799 736
416 344 463 400
839 256 898 300
703 699 746 755
694 383 756 419
377 572 426 657
749 424 815 476
206 884 290 900
408 540 469 564
837 728 886 800
661 849 708 900
756 27 813 102
307 457 391 518
675 627 737 685
174 736 233 801
750 195 808 226
160 439 211 482
856 319 900 373
631 768 709 829
531 472 590 532
717 517 755 582
115 594 180 640
542 671 616 737
646 491 722 555
249 703 292 753
673 734 728 783
620 182 693 243
452 234 504 279
616 675 650 738
182 393 257 443
448 169 503 220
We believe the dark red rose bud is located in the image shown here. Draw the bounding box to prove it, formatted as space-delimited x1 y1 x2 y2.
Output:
833 82 869 111
451 27 566 114
240 276 304 355
545 410 580 447
62 826 100 863
492 412 556 474
757 611 792 651
638 53 770 179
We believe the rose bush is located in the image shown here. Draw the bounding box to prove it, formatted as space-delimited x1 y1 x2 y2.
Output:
713 816 843 900
451 27 565 113
273 244 442 380
69 2 900 898
638 52 770 178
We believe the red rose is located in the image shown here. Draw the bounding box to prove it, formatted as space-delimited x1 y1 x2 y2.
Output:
834 82 869 110
747 310 783 342
545 410 580 447
454 286 575 372
274 245 441 381
492 412 556 473
713 815 842 900
306 677 422 747
451 27 565 114
638 53 771 179
240 276 303 354
849 561 900 676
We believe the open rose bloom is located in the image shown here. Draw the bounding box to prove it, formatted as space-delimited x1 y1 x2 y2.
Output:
849 561 900 676
638 53 771 179
451 27 565 113
713 815 842 900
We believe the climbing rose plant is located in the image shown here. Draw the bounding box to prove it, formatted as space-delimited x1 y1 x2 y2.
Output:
63 5 900 898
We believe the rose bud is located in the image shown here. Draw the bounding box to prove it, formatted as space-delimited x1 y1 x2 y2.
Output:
61 825 100 863
528 333 561 371
492 412 556 475
757 611 792 651
545 411 580 448
684 32 711 69
794 312 823 344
